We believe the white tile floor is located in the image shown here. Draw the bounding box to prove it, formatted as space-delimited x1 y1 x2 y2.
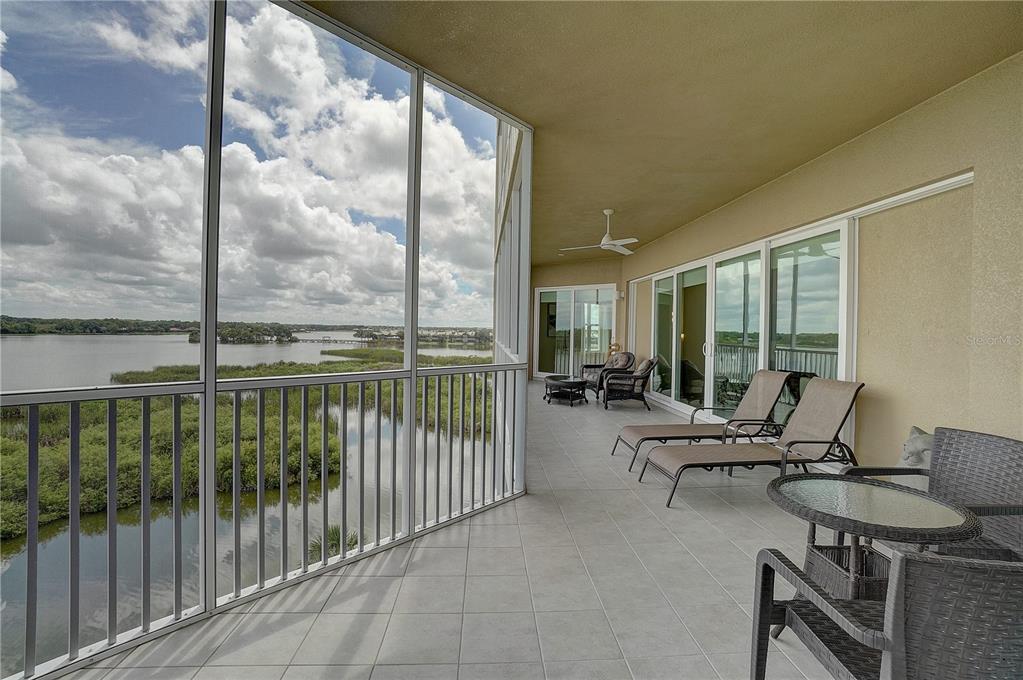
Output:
73 382 830 680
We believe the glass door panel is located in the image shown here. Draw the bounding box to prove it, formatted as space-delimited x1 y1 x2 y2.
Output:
572 289 613 376
673 267 707 408
712 252 761 410
769 231 841 421
537 290 572 374
652 277 674 396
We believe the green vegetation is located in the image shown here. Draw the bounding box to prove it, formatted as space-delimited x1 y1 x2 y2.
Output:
188 322 297 344
320 347 491 366
714 331 761 346
0 349 497 538
1 315 296 344
770 332 839 350
1 315 198 335
715 331 839 350
310 524 359 562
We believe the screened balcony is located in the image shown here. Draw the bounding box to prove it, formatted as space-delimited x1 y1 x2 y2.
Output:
3 2 1022 680
0 2 531 678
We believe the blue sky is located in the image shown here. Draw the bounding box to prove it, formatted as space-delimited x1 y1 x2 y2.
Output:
1 0 499 327
1 2 206 148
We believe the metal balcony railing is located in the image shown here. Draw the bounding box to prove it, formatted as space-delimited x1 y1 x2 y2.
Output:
713 343 838 382
0 363 526 679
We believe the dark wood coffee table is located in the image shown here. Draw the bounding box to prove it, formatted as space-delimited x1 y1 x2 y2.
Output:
543 375 588 406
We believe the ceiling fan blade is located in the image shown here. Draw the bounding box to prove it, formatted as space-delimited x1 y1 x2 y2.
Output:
603 244 634 256
559 244 602 251
607 237 638 246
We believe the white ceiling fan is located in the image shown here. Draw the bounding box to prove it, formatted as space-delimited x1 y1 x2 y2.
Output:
559 209 638 256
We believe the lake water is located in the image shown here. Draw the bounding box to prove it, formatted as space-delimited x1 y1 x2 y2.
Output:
0 409 501 677
0 331 496 674
0 332 492 392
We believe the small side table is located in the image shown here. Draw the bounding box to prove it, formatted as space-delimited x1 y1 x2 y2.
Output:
767 473 981 600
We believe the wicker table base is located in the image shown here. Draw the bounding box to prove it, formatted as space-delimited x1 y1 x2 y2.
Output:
543 375 588 406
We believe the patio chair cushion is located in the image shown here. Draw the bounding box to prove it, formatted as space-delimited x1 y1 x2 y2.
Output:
619 423 728 448
607 352 633 370
580 365 603 385
607 359 654 394
646 441 811 475
582 352 635 389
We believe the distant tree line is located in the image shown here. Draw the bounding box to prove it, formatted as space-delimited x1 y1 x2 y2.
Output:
714 330 838 350
188 323 297 344
1 315 198 335
2 315 493 346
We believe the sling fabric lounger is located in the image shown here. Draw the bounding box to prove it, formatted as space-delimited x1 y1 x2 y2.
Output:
640 377 865 506
611 370 792 472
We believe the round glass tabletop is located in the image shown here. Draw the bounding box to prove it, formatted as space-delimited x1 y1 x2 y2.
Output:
544 375 585 386
767 473 981 544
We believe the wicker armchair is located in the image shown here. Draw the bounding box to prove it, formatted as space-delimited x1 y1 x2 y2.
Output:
752 548 1023 680
844 428 1023 561
603 358 656 410
580 351 635 400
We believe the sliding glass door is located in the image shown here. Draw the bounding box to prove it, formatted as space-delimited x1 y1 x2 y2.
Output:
535 286 616 377
673 267 708 407
768 230 841 421
632 220 847 420
712 252 761 410
652 277 674 396
769 231 841 379
536 290 573 374
573 288 614 376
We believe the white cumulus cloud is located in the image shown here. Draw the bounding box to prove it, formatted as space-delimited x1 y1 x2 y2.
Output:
1 1 497 328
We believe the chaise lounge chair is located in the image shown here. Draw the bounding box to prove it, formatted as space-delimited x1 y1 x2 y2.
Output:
639 377 865 506
610 369 793 472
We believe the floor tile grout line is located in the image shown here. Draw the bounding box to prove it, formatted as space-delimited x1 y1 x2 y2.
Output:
455 534 470 673
183 605 249 670
607 417 816 679
363 540 408 670
543 390 803 678
597 488 724 680
550 474 640 680
527 443 554 680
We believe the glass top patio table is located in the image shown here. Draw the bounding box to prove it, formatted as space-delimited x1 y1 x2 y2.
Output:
767 473 981 545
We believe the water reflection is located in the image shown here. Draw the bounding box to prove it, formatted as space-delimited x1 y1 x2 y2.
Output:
0 406 510 676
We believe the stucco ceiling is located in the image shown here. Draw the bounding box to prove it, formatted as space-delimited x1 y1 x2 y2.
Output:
310 1 1023 266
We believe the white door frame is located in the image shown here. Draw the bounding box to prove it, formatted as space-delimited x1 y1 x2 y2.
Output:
533 283 617 378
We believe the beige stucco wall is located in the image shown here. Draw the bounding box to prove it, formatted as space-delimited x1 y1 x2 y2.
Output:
856 186 979 465
532 53 1022 461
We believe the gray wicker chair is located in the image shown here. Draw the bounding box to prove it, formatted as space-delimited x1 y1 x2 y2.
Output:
603 358 656 410
752 547 1023 680
844 428 1023 561
581 351 635 400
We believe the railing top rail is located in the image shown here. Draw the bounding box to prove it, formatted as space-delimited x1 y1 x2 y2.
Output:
214 368 411 391
0 381 204 407
0 363 530 406
773 347 839 355
417 362 527 377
